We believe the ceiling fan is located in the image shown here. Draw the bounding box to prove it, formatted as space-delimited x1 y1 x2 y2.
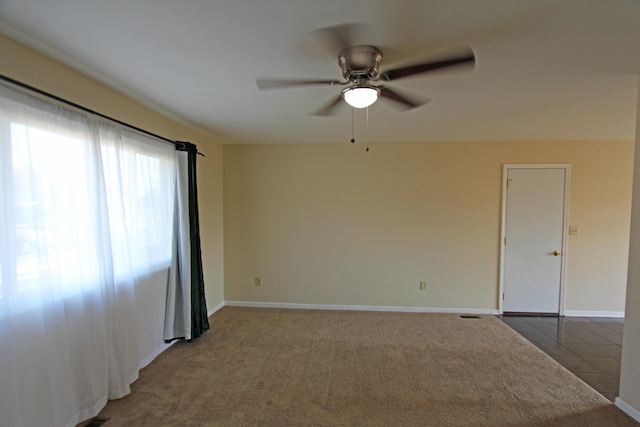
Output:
256 24 476 116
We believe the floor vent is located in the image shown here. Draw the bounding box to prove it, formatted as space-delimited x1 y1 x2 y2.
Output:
84 417 110 427
460 315 481 319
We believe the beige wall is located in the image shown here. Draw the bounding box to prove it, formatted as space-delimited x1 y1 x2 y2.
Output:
4 25 639 419
224 140 633 312
618 82 640 418
0 33 225 309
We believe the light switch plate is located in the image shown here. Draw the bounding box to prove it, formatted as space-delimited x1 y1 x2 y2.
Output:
569 226 580 235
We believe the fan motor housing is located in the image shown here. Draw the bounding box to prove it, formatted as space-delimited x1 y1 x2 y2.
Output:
338 45 383 81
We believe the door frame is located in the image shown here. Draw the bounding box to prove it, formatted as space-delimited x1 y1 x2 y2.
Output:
498 164 571 315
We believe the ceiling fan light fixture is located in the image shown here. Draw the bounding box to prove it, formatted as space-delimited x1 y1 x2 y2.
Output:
343 86 379 109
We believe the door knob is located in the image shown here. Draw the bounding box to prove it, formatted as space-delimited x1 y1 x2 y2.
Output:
553 250 562 256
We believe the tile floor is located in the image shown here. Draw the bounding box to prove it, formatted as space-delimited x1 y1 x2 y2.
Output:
500 315 624 402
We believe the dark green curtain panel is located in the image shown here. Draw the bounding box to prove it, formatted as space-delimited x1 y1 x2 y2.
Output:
177 141 209 339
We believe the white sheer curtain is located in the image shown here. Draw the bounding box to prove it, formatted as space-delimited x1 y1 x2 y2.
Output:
0 84 176 427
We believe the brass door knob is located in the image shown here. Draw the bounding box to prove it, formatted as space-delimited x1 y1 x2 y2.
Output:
553 250 562 256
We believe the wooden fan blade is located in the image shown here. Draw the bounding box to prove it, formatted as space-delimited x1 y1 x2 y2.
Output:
379 87 427 110
312 95 345 116
381 47 475 81
256 78 342 90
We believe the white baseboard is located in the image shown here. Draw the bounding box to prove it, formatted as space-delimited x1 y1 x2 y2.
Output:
207 301 225 317
615 398 640 422
215 302 622 318
137 302 225 371
138 340 176 370
133 301 224 374
563 310 625 318
224 301 499 315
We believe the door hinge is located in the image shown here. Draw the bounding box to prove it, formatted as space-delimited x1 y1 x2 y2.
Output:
502 292 505 300
504 237 507 245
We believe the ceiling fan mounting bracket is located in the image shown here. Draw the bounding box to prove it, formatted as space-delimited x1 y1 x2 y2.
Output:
338 45 383 81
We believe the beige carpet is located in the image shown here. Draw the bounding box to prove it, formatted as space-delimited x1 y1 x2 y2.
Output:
97 307 638 426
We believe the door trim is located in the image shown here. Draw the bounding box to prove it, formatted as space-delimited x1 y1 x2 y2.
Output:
498 164 571 315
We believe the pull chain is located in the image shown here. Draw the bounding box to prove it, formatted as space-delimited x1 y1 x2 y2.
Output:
365 106 369 152
350 107 355 143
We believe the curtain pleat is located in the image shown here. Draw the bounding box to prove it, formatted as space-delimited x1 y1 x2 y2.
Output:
183 142 209 339
164 141 209 342
164 151 191 341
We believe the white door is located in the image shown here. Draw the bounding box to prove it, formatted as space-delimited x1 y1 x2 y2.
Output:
501 166 568 314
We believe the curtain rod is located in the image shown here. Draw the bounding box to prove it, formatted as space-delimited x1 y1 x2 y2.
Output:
0 74 205 157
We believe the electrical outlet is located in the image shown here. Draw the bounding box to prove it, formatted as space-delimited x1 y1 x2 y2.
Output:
419 281 427 291
254 277 262 287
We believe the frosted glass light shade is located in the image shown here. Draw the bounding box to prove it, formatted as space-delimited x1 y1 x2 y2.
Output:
343 87 379 109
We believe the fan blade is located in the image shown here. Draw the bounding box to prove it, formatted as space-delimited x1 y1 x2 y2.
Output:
312 95 344 116
312 23 366 55
256 78 342 90
381 48 475 81
379 87 427 110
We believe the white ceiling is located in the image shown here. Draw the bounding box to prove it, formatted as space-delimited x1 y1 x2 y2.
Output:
1 0 639 144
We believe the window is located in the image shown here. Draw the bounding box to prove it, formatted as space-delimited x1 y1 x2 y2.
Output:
0 91 175 300
0 82 178 427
